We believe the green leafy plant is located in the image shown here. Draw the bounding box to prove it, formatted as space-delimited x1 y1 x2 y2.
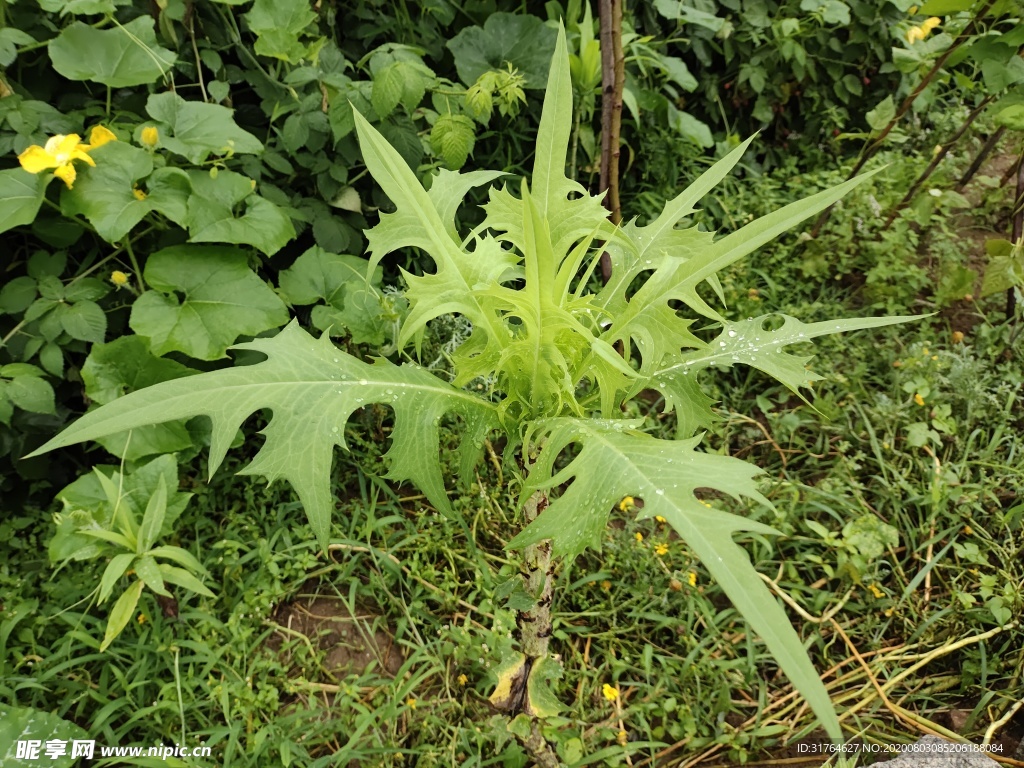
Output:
29 26 916 751
49 455 214 650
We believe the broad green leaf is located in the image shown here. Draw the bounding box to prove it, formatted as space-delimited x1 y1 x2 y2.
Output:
149 545 208 576
371 63 405 119
48 18 175 88
82 335 198 460
28 322 499 548
157 564 215 598
146 92 263 164
526 656 563 717
244 0 319 63
134 554 170 596
62 142 191 242
430 114 475 170
0 369 55 415
100 579 143 651
129 245 289 360
0 168 48 235
38 0 127 14
0 276 38 314
98 552 136 604
447 13 557 89
278 247 394 343
648 314 920 435
865 95 895 132
54 458 192 565
278 247 376 307
184 170 295 255
509 418 840 742
0 706 88 767
138 476 168 554
58 300 106 344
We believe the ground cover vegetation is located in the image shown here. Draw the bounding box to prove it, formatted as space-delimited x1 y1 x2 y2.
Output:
0 0 1022 766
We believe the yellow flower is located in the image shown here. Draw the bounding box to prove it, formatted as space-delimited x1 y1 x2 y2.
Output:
405 697 417 709
867 584 884 599
618 496 635 512
951 331 964 344
908 4 918 13
654 543 669 556
87 125 117 148
634 532 643 543
111 270 129 287
141 125 159 149
600 580 612 591
457 674 468 687
914 393 925 406
137 613 147 624
18 133 96 189
602 683 619 702
906 26 925 43
963 525 973 535
655 515 666 524
132 187 147 201
687 571 697 587
616 730 628 746
921 16 940 31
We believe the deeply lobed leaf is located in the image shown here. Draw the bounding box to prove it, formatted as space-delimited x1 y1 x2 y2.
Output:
29 322 498 547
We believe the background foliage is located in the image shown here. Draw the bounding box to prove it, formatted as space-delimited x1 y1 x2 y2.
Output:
1 0 1023 764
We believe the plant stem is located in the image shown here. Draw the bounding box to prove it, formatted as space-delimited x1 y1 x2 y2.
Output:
124 236 145 293
1008 147 1023 320
881 95 994 230
955 126 1005 192
518 491 554 659
598 0 624 284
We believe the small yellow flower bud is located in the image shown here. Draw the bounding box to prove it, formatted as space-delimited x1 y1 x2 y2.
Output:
655 515 666 524
602 683 619 702
906 26 925 43
111 270 129 287
634 532 643 543
687 571 697 587
963 525 973 535
601 580 612 591
914 393 925 406
457 674 468 686
132 187 147 201
141 126 159 148
137 613 147 624
867 584 884 599
405 697 417 709
951 331 964 344
616 730 628 746
908 5 918 13
618 496 635 512
921 16 941 31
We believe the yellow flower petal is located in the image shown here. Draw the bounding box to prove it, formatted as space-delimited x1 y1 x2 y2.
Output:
44 134 65 155
914 393 925 406
922 16 940 30
88 125 117 148
141 125 159 148
133 187 147 201
53 163 77 189
111 270 129 287
18 145 56 174
602 683 619 702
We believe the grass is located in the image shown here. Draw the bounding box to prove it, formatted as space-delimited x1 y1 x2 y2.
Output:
2 132 1023 767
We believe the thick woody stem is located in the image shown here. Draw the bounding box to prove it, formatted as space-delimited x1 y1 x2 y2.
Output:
518 491 554 659
598 0 624 284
